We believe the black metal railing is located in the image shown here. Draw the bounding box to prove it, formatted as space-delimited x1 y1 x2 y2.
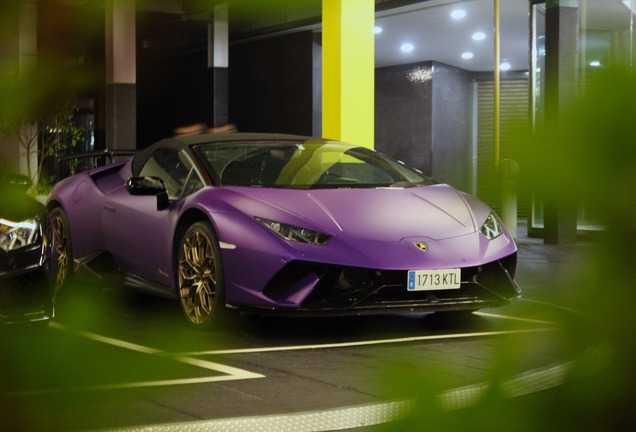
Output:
55 149 138 182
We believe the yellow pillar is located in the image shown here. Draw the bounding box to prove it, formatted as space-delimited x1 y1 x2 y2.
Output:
322 0 374 148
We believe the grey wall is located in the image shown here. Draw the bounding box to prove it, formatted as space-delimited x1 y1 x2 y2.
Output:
137 28 475 192
431 62 474 191
375 62 434 176
137 12 211 147
229 31 314 135
137 49 211 147
375 61 474 192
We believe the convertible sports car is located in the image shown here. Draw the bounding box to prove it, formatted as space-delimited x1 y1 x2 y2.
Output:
47 133 520 327
1 174 54 324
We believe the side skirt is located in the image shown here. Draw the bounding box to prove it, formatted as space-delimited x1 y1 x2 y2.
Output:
73 251 176 299
121 273 176 300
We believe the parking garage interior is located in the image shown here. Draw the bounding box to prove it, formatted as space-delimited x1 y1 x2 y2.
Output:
1 1 636 431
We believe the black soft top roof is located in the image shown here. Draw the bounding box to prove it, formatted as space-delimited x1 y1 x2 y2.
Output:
131 132 314 177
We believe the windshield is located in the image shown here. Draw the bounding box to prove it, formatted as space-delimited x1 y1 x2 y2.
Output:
196 140 436 189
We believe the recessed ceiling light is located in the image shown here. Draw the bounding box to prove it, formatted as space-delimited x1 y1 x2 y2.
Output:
499 62 511 71
461 52 474 60
451 9 467 20
373 26 383 34
401 43 414 53
472 32 486 41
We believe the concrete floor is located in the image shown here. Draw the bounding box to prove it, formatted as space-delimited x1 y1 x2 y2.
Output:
1 222 610 432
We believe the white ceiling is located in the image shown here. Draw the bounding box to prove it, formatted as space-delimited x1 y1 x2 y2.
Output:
372 0 634 71
193 0 634 72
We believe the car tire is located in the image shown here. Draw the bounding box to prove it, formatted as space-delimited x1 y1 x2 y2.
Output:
50 207 74 289
176 221 226 328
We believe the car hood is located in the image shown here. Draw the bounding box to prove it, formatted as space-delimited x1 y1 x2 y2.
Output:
219 184 490 241
0 189 45 222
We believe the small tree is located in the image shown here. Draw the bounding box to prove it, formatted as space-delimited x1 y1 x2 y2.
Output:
0 93 84 196
37 97 85 192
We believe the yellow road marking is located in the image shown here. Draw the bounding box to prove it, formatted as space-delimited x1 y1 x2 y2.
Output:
182 327 556 356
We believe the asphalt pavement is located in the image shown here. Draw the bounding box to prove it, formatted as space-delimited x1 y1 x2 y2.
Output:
0 222 598 432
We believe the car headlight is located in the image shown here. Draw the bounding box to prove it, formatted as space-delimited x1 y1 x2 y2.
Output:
255 217 331 245
0 217 41 251
479 212 503 240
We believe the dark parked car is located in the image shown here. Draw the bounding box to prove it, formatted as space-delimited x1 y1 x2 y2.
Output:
47 133 520 328
0 174 54 324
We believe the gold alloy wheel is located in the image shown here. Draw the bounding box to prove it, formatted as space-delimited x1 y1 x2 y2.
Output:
51 211 70 288
178 227 217 325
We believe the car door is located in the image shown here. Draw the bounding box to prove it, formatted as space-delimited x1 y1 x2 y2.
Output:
102 148 204 288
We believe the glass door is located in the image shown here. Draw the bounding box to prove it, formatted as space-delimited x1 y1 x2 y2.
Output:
528 0 634 237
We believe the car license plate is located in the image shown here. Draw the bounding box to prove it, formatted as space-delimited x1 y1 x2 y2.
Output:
407 269 461 291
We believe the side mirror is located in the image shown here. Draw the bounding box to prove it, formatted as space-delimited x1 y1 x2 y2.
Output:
125 177 170 211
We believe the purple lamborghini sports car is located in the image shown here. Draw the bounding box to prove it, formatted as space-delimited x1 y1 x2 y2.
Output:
47 133 520 327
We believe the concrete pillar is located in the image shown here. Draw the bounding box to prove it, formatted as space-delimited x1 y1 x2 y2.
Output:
0 1 37 176
105 0 136 150
18 1 38 178
543 0 579 244
208 4 229 128
322 0 374 148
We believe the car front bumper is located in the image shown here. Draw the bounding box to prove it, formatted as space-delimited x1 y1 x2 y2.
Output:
231 252 521 316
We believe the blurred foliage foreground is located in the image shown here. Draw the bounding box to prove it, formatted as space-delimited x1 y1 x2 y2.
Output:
1 10 635 425
381 67 636 431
